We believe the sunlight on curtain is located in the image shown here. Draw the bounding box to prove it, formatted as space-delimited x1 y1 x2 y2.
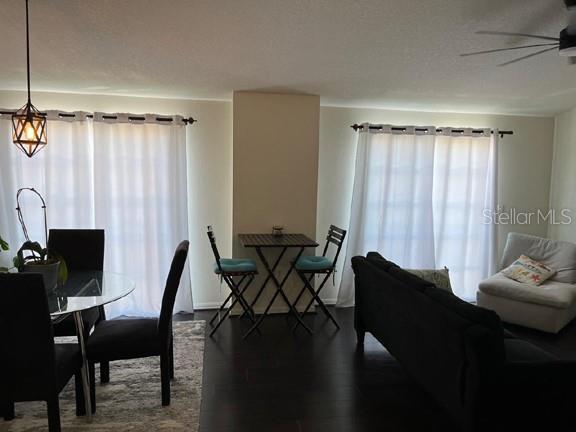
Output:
0 117 94 259
338 127 498 305
93 121 191 317
0 115 192 317
433 132 498 300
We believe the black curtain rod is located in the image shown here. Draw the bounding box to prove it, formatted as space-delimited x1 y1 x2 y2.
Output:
0 110 197 125
351 124 513 138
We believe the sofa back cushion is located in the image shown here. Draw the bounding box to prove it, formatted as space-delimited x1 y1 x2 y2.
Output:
501 232 576 283
366 252 433 292
353 256 499 422
424 284 505 366
365 252 398 271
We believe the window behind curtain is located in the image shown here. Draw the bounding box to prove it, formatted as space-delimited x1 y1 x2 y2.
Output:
338 128 497 305
0 115 192 317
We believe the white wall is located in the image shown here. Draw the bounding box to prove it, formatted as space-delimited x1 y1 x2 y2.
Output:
232 92 320 313
549 107 576 242
317 107 555 303
0 90 232 309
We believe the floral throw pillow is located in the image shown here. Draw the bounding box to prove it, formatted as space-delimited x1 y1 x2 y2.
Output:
501 254 556 286
406 267 452 292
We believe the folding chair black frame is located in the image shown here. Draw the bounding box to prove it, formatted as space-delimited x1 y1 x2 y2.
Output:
207 226 260 337
291 225 347 332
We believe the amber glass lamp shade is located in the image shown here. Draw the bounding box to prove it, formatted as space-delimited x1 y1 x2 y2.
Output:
12 101 47 158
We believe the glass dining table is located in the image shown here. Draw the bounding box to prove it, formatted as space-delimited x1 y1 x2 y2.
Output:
49 271 135 422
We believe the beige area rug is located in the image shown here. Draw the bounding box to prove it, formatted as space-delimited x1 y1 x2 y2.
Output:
1 320 206 432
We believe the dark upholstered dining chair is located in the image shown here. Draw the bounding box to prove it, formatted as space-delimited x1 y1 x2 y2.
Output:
0 273 86 432
48 229 110 382
86 240 189 409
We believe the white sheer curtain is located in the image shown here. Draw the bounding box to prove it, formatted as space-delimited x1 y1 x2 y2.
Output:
433 130 499 300
338 126 498 305
93 119 191 317
0 112 192 317
0 114 94 259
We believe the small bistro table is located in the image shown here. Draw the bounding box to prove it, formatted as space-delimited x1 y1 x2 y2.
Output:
238 233 319 338
49 271 135 421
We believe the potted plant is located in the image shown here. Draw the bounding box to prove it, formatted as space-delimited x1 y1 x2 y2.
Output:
12 188 68 292
14 240 68 292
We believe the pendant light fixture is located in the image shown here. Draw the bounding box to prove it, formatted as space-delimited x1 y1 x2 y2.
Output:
12 0 47 158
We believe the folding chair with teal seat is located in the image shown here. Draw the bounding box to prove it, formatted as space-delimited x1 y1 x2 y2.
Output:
292 225 347 331
207 226 260 337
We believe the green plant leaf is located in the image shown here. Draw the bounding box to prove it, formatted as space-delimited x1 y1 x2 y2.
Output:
58 259 68 285
18 240 48 263
0 266 9 272
13 255 23 270
0 235 8 251
49 250 69 285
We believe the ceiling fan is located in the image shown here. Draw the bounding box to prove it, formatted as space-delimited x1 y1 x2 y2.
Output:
461 0 576 66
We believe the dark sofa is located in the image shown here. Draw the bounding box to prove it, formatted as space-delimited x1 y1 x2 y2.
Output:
352 253 575 432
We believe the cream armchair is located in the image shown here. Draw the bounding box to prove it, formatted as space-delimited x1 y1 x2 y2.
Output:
477 232 576 333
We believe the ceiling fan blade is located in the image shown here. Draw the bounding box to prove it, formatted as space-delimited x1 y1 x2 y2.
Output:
460 43 559 57
497 46 559 66
568 8 576 35
476 31 559 41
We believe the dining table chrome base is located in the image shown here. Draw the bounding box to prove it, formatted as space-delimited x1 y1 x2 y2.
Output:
72 311 92 422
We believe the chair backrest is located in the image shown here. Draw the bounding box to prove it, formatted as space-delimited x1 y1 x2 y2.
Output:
158 240 190 343
206 226 223 273
48 229 105 271
500 232 576 283
321 225 347 267
0 273 57 402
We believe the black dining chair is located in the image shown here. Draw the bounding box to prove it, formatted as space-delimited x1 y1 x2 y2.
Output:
48 229 110 383
291 225 347 331
207 226 259 337
86 240 189 408
0 273 86 432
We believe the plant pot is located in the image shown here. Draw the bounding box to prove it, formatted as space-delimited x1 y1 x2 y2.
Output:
23 261 61 293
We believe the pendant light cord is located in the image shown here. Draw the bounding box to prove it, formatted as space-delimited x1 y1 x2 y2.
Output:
25 0 31 104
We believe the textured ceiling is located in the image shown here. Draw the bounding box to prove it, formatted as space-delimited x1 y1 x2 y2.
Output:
0 0 573 115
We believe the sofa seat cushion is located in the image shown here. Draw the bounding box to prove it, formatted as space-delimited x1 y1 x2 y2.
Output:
479 273 576 309
504 339 557 363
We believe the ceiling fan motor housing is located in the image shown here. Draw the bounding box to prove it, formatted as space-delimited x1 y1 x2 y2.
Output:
559 28 576 56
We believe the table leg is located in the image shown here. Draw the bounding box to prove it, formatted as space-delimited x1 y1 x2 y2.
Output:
72 311 92 422
243 288 281 339
249 247 312 335
243 247 287 317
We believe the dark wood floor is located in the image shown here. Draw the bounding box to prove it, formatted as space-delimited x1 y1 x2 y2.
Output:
185 308 576 432
189 308 454 432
